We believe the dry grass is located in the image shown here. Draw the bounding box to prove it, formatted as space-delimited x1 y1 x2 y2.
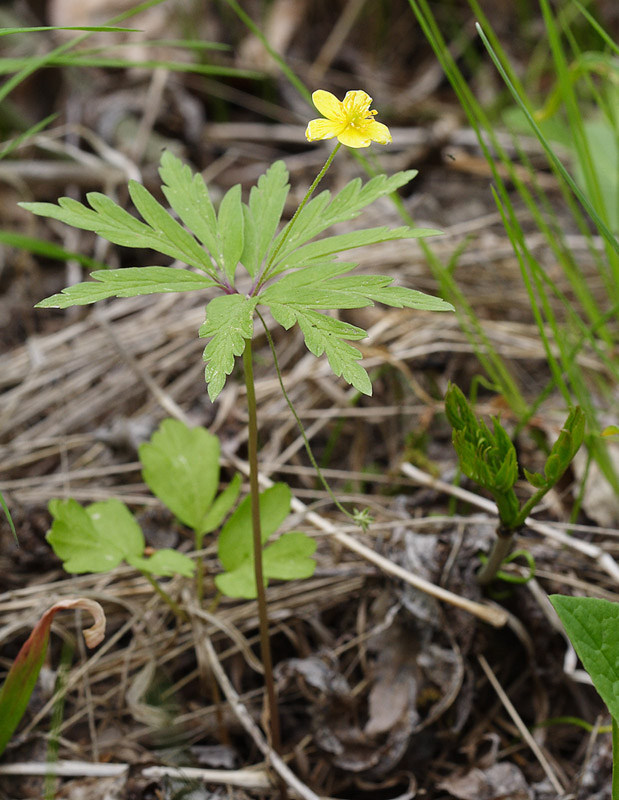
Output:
2 2 619 798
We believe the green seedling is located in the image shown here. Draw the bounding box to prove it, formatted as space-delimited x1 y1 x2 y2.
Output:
47 497 194 621
139 418 241 599
24 95 453 755
0 597 105 757
550 595 619 799
216 483 316 600
47 497 195 578
445 382 585 584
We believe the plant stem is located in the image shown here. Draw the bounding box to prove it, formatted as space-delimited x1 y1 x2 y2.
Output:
477 525 516 585
242 338 282 754
613 716 619 800
261 143 341 284
142 572 188 622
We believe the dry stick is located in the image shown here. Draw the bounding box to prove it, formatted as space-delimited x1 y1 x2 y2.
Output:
478 654 565 795
400 462 619 582
201 633 322 800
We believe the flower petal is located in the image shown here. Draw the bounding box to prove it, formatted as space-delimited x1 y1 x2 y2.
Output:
306 118 347 142
336 127 373 148
342 90 373 116
312 90 345 122
365 119 392 144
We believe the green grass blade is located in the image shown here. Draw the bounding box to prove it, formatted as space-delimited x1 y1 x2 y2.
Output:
475 22 619 262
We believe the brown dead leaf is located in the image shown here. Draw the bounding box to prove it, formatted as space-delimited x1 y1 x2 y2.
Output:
438 762 533 800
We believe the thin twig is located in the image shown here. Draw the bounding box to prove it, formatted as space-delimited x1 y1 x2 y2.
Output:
201 632 322 800
478 654 565 795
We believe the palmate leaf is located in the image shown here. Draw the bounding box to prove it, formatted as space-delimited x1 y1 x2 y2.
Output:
269 225 440 277
270 170 420 266
199 294 257 401
35 267 217 308
159 150 245 282
267 301 372 395
20 182 216 276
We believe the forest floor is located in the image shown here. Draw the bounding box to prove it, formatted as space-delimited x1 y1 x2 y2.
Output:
1 2 619 799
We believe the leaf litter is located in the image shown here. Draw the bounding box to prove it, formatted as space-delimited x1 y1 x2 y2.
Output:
2 2 619 799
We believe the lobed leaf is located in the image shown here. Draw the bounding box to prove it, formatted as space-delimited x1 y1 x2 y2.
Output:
267 302 372 395
21 181 215 275
35 267 216 308
242 160 289 277
260 262 453 312
261 532 317 581
47 498 144 573
127 549 195 578
159 150 220 263
199 294 257 401
139 419 222 534
215 484 316 599
269 226 441 277
218 484 292 573
218 184 244 284
270 170 420 265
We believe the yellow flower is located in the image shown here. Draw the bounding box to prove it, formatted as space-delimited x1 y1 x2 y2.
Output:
305 89 392 148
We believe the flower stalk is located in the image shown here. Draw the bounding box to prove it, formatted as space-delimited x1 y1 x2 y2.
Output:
242 337 281 754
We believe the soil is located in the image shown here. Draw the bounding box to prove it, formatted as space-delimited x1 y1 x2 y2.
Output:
1 2 618 799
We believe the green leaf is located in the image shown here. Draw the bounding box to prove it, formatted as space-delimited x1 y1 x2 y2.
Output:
47 498 144 573
270 226 441 276
199 294 257 401
159 150 220 267
217 184 244 284
20 184 215 274
127 179 217 273
35 267 216 308
603 425 619 437
200 472 242 536
127 549 195 578
139 419 221 533
550 595 619 721
218 484 292 572
214 561 259 598
260 262 453 312
523 467 547 489
0 231 106 270
262 532 317 581
543 407 585 485
270 170 421 266
241 161 289 278
215 483 316 599
215 532 316 599
267 302 372 395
